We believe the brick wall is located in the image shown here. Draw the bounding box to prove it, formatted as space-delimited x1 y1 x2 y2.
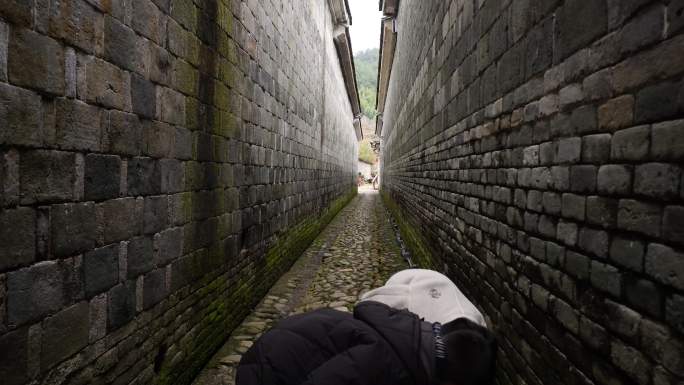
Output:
380 0 684 384
0 0 358 384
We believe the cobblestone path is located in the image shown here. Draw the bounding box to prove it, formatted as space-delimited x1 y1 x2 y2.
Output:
193 188 407 385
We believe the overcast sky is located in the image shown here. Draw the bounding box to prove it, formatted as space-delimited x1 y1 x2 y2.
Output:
348 0 382 53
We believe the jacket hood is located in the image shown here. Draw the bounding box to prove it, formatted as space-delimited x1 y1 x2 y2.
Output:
360 269 487 327
354 301 433 385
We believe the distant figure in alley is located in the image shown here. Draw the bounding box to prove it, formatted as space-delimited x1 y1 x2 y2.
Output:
236 269 496 385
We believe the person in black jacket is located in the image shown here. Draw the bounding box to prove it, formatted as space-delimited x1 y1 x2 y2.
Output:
236 301 496 385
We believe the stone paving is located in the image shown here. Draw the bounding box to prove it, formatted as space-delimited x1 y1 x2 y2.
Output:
193 187 407 385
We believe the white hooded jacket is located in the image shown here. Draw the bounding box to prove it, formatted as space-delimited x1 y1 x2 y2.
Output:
359 269 487 327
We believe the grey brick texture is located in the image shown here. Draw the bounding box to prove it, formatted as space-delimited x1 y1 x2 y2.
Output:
379 1 684 384
0 0 358 384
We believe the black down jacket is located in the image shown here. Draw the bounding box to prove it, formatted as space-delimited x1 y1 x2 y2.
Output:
236 301 436 385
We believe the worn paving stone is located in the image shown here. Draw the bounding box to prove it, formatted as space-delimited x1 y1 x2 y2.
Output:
192 188 407 385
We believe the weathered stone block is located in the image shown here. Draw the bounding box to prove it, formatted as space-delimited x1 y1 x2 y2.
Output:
0 0 32 27
526 190 542 212
523 145 540 166
667 294 684 335
570 104 598 134
608 305 642 351
565 251 590 280
107 281 135 331
624 275 662 318
652 119 684 161
550 166 570 190
175 127 193 160
634 163 681 200
171 57 198 96
84 244 119 297
41 301 89 370
562 193 585 221
587 196 617 228
555 0 607 59
79 56 130 110
669 0 684 36
51 202 96 257
578 227 609 258
580 316 609 353
20 150 77 204
102 110 142 156
55 98 102 151
619 4 664 55
525 16 554 78
160 159 184 193
152 0 170 13
85 154 121 201
617 199 661 237
583 68 613 101
157 87 186 126
127 157 162 196
597 165 632 196
170 0 198 32
582 134 611 163
611 125 650 161
147 41 172 86
0 327 28 385
0 80 43 147
570 165 597 193
143 120 175 159
132 0 165 44
1 150 21 207
127 236 154 278
155 227 182 266
555 137 581 164
104 15 136 72
46 0 104 54
610 236 644 272
530 167 551 190
553 298 579 334
0 207 35 271
612 29 684 95
143 196 168 234
591 261 622 297
645 243 684 290
98 198 142 243
611 341 652 385
663 206 684 245
542 192 561 215
598 95 634 131
7 261 64 325
142 268 166 309
607 0 654 28
8 27 64 95
559 84 583 110
131 74 156 119
635 80 682 124
557 220 578 246
88 293 107 343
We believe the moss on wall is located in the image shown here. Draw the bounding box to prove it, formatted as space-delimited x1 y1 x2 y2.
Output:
381 190 438 270
155 187 357 385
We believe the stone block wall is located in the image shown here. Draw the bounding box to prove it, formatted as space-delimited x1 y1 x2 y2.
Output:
380 0 684 384
0 0 358 384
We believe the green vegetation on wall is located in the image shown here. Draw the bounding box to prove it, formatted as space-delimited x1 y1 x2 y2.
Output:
381 191 438 270
358 139 376 164
157 188 358 385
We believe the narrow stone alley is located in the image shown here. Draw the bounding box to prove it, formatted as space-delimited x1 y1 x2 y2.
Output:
193 188 407 385
2 0 684 384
